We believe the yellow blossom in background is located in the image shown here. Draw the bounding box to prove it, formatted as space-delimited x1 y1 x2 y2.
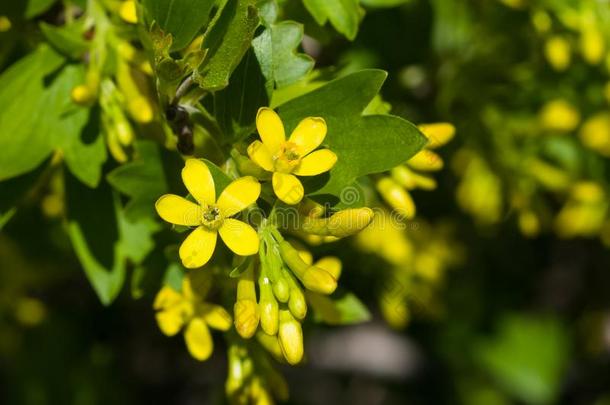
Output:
539 99 580 132
154 277 232 361
156 159 261 268
579 113 610 157
0 16 11 32
378 122 455 219
580 27 605 65
555 182 608 238
248 108 337 205
119 0 138 24
544 36 571 71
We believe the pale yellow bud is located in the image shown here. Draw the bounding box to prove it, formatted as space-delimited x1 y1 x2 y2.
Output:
417 123 455 148
539 99 580 132
391 165 437 190
234 299 259 338
579 113 610 157
407 149 444 171
119 0 138 24
531 10 551 34
581 28 605 65
71 84 95 105
127 97 154 123
545 36 571 71
278 309 303 365
376 177 416 219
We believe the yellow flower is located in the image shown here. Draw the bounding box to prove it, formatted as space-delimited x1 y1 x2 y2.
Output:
154 278 232 361
156 159 261 268
539 99 580 132
545 36 571 72
247 108 337 205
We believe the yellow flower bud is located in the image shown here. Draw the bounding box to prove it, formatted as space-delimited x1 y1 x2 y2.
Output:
200 304 232 331
579 113 610 157
525 158 571 192
288 286 307 320
314 256 342 280
71 84 95 105
518 210 540 237
406 149 444 171
539 99 580 132
417 123 455 148
234 266 259 338
272 276 290 303
326 208 375 237
571 182 605 204
531 10 551 34
278 309 303 365
0 16 11 32
127 97 154 123
119 0 138 24
259 274 279 335
279 241 337 294
545 36 571 71
379 290 409 330
256 331 285 362
376 177 416 219
391 165 437 190
581 28 605 65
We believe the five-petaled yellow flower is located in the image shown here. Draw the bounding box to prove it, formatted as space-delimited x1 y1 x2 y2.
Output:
247 108 337 205
154 277 232 361
156 159 261 268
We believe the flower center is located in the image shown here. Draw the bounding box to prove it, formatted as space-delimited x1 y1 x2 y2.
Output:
201 205 223 229
274 142 301 173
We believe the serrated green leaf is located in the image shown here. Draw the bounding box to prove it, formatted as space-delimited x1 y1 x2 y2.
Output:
141 0 216 51
302 0 363 40
107 140 169 220
307 291 371 325
252 20 314 91
195 0 259 91
277 69 427 205
214 50 269 142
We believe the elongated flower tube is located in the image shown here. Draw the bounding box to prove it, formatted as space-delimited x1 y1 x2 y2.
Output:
278 308 303 365
278 240 337 294
234 263 260 339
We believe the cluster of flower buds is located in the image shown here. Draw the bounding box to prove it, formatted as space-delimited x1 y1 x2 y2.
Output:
233 227 342 365
376 123 455 219
69 1 156 163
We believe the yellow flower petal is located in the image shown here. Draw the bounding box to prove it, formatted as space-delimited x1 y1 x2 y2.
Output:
155 194 201 226
200 303 232 331
216 176 261 217
182 159 215 205
288 117 327 156
184 318 213 361
256 107 285 155
272 172 304 205
218 218 259 256
153 286 183 310
247 140 274 171
156 307 185 336
179 226 218 268
293 149 337 176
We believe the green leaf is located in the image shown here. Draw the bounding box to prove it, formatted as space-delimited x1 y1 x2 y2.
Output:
40 21 89 60
213 50 269 142
0 46 65 180
307 291 371 325
195 0 259 91
202 158 233 192
66 174 160 305
277 69 427 205
359 0 411 7
252 21 314 91
107 140 169 220
25 0 56 18
475 315 570 405
302 0 363 40
141 0 216 51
